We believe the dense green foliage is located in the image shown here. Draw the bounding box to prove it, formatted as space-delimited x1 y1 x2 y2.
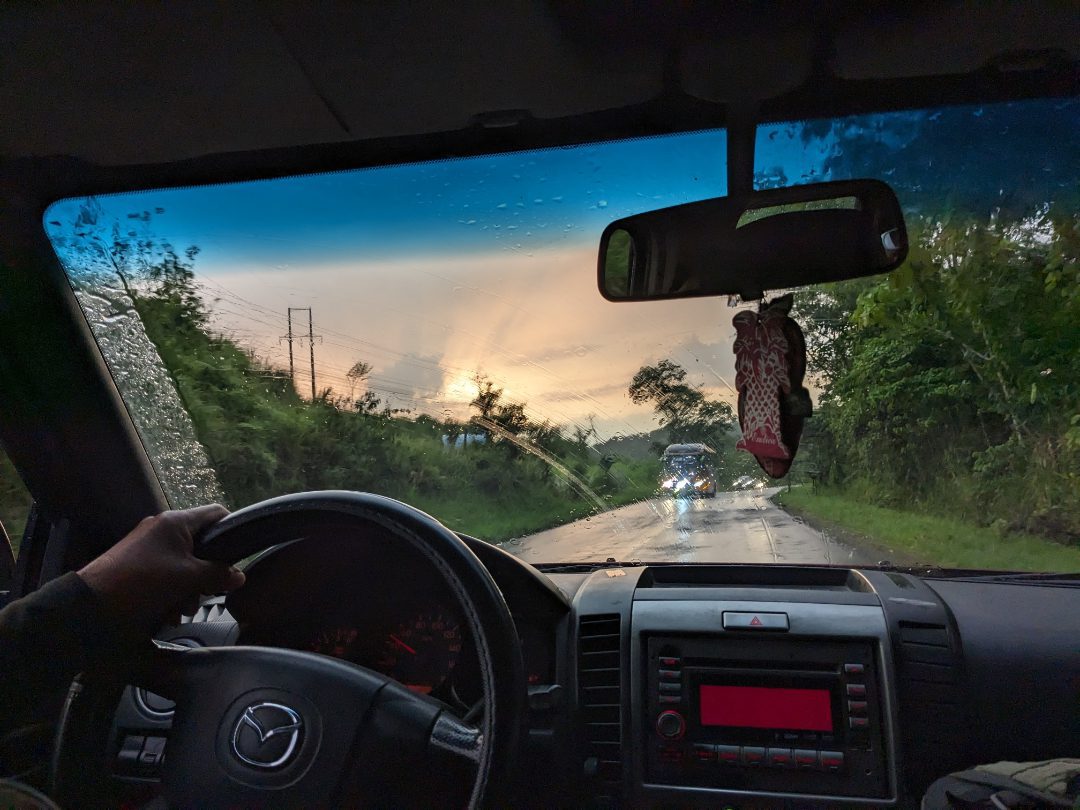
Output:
797 211 1080 544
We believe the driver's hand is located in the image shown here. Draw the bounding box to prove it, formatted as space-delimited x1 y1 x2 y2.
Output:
77 504 245 635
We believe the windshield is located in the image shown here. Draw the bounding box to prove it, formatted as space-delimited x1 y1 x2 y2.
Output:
45 98 1080 572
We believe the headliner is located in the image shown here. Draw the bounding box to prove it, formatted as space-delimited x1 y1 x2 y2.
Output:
3 1 1078 168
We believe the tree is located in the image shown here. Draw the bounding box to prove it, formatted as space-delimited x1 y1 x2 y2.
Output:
628 360 734 447
801 214 1080 538
345 361 381 414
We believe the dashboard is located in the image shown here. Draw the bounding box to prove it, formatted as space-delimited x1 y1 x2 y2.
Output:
108 534 1080 809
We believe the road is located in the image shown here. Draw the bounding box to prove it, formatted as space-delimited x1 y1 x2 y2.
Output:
501 488 879 565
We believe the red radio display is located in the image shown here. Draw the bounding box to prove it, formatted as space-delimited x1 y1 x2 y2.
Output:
699 685 833 732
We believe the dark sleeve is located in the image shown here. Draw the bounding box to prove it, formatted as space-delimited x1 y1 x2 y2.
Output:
0 572 123 730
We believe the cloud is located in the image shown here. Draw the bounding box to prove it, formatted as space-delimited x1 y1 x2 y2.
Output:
368 352 447 411
539 381 627 404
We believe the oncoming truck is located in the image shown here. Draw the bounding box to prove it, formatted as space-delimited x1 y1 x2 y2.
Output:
659 443 717 498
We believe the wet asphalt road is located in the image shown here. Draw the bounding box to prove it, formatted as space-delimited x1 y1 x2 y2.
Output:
501 488 879 566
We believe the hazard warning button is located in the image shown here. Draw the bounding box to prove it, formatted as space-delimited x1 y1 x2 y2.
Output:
722 611 789 631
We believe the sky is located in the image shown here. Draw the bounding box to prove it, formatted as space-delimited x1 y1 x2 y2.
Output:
45 122 850 441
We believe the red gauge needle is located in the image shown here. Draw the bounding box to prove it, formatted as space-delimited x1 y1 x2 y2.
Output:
390 634 417 655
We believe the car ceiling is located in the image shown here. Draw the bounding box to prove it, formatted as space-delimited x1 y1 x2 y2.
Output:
2 0 1078 168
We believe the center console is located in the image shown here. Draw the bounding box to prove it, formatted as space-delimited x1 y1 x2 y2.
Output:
627 569 899 808
645 634 888 799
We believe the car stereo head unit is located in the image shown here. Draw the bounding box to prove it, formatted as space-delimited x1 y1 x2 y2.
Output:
646 635 889 799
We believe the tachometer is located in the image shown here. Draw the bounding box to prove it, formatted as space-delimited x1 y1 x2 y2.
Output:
376 610 462 695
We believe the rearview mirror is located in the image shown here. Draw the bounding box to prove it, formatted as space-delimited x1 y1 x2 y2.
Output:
598 180 907 302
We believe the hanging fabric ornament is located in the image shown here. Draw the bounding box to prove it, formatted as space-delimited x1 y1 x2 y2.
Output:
732 293 812 478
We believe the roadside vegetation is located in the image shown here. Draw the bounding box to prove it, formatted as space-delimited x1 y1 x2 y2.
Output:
784 102 1080 562
129 244 662 541
776 488 1080 573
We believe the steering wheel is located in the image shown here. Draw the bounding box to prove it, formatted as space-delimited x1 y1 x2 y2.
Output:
57 492 526 809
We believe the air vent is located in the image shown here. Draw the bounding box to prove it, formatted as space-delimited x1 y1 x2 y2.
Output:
578 614 623 792
896 621 965 790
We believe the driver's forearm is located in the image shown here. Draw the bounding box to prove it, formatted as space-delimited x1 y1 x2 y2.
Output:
0 572 116 729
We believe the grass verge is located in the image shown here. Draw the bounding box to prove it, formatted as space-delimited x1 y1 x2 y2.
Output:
775 488 1080 572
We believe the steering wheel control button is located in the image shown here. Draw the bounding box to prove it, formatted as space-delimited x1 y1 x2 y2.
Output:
846 683 867 698
232 702 304 769
655 710 685 739
721 611 789 631
794 749 820 770
821 751 845 772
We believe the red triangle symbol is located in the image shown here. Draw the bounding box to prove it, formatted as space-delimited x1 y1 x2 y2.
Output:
750 616 763 626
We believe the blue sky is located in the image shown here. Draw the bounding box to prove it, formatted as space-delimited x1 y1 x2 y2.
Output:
49 129 732 269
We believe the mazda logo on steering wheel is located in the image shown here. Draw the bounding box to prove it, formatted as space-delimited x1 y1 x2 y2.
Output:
231 702 304 769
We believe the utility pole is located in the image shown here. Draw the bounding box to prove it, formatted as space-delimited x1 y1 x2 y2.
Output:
282 307 320 398
307 307 317 400
285 309 295 382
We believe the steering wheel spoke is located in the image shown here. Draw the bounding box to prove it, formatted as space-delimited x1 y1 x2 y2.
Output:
430 712 483 764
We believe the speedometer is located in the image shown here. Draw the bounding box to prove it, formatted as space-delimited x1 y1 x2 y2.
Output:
375 610 463 695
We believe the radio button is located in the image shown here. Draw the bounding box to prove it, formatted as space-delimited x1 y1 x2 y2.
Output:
848 699 868 715
659 681 681 693
716 745 740 764
741 746 766 766
844 663 866 677
658 695 681 704
849 716 870 730
659 656 680 667
766 747 794 768
655 710 685 739
658 669 681 680
794 749 820 770
692 744 716 762
820 751 845 772
846 683 867 698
